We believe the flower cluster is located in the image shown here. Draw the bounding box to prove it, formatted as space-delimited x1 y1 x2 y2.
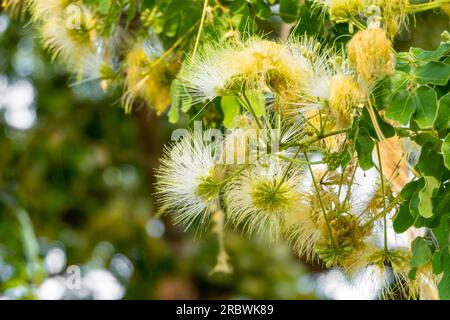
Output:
154 32 437 298
313 0 438 38
5 0 177 114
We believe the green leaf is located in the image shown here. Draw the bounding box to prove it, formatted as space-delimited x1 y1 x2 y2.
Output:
386 89 415 125
168 80 180 124
230 0 248 13
413 133 441 149
443 133 450 171
245 90 266 118
249 0 272 20
237 13 257 33
98 0 111 15
415 143 444 219
395 52 411 73
355 127 374 170
439 271 450 300
434 189 450 221
410 180 423 221
432 250 444 274
410 42 450 62
164 14 179 37
279 0 299 23
410 237 433 267
432 214 450 248
291 1 322 36
412 86 438 129
408 267 417 280
393 202 414 233
418 176 440 218
360 108 395 140
418 142 445 179
434 92 450 130
127 0 138 23
438 250 450 299
415 61 450 86
401 179 423 201
17 209 40 265
221 96 241 129
180 85 193 113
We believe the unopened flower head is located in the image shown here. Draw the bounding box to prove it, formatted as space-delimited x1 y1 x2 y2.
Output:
155 131 224 230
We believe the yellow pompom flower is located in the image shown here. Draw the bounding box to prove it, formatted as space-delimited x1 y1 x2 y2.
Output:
380 0 409 38
347 27 395 85
314 0 366 22
124 44 176 114
328 74 363 128
180 36 313 105
284 193 322 262
227 39 310 101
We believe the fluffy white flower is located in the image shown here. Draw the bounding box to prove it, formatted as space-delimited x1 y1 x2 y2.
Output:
155 131 223 229
224 159 305 240
179 43 238 104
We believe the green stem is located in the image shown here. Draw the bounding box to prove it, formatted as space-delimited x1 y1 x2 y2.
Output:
146 23 198 73
349 17 366 30
337 167 345 200
277 154 323 165
273 148 302 194
192 0 209 60
342 163 357 209
362 194 401 229
375 142 388 252
406 0 450 13
237 90 263 130
304 151 337 251
219 163 254 185
282 128 350 150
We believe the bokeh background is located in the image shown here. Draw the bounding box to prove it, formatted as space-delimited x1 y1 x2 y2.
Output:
0 7 448 300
